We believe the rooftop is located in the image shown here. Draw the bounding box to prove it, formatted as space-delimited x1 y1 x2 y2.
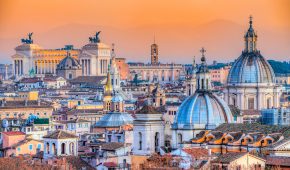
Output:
43 130 78 139
1 131 25 136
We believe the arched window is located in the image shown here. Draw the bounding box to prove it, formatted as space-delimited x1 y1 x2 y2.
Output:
52 143 57 155
178 133 182 144
46 142 50 154
138 132 142 150
201 79 204 89
61 143 65 154
160 98 163 106
69 142 74 155
155 132 160 152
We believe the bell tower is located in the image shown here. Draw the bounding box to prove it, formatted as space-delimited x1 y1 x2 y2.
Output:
151 36 158 65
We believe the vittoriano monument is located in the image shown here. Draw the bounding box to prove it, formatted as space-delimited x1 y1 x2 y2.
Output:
89 31 101 43
21 32 33 44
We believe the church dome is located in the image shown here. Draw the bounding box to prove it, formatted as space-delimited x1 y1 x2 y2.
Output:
112 93 124 103
227 52 275 84
173 50 233 130
95 112 134 128
172 91 233 130
227 16 275 85
57 52 81 70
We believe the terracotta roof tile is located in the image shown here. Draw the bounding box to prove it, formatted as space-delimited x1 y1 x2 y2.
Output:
2 131 25 136
43 130 78 139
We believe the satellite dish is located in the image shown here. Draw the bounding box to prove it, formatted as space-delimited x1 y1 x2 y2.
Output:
2 119 8 128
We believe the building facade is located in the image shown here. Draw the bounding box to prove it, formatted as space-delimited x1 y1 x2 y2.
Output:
11 34 79 78
129 41 184 83
78 32 111 76
224 17 282 112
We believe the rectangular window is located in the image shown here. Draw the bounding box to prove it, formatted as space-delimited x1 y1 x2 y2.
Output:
29 144 33 150
117 136 121 142
248 98 255 110
37 144 41 149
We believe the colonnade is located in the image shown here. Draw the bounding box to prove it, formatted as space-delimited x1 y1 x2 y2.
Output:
14 60 23 76
35 60 60 74
81 59 91 75
81 58 109 76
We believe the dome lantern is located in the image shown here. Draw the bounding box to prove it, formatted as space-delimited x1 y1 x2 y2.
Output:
244 15 258 53
196 47 211 91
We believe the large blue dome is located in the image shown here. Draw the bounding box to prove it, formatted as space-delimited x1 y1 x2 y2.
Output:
227 52 275 85
172 91 233 130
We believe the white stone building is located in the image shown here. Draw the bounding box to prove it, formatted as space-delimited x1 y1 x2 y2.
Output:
78 32 111 76
11 34 79 78
43 130 78 158
133 105 164 155
171 51 234 148
224 17 282 112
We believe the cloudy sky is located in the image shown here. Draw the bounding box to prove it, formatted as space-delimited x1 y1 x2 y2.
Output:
0 0 289 64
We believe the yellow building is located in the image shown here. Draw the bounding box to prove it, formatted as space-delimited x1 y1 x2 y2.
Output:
11 34 79 78
0 100 53 120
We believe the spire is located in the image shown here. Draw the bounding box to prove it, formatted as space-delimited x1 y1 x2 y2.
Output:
192 56 196 67
200 47 206 63
196 47 211 91
111 43 116 58
244 15 257 53
249 15 253 29
104 64 113 96
197 47 209 74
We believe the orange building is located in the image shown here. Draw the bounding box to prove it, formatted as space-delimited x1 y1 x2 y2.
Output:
115 58 129 81
1 131 43 157
209 65 231 85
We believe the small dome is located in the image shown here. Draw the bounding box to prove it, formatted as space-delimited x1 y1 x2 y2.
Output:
172 91 233 130
95 112 133 128
57 53 81 70
112 94 124 103
227 52 275 84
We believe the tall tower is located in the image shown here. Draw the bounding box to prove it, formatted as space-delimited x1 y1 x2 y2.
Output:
185 56 197 96
110 43 121 89
151 37 158 65
244 15 257 53
103 66 113 112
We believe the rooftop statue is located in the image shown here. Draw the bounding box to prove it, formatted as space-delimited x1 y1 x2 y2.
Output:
21 32 33 44
89 31 101 43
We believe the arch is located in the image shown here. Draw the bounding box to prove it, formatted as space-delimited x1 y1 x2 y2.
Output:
69 142 75 155
155 132 160 152
178 133 182 144
138 132 142 150
61 143 66 154
46 142 50 154
52 143 57 155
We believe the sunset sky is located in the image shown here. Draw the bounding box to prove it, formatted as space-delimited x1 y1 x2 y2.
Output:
0 0 289 64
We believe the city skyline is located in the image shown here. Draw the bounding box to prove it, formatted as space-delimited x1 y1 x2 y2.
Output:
0 0 289 64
